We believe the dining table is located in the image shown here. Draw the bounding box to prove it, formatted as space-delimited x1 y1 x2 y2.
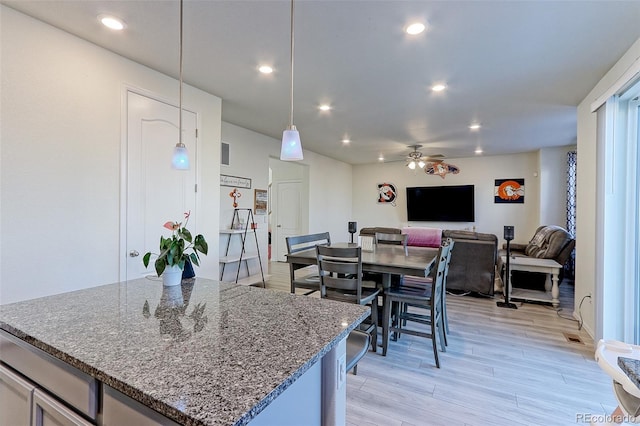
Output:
285 242 439 289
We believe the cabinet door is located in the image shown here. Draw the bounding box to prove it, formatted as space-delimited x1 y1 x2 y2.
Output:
102 385 180 426
32 389 92 426
0 364 35 426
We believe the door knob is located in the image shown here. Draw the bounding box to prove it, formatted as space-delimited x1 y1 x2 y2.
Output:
129 250 140 257
277 225 282 227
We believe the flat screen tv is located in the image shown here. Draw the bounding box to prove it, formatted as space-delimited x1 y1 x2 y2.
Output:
406 185 475 222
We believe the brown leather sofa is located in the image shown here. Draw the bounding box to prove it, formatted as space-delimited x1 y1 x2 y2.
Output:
441 230 498 296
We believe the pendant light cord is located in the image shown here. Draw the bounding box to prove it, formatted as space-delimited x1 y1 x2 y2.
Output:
289 0 295 127
179 0 184 145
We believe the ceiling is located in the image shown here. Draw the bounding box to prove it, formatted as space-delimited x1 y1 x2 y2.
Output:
4 1 640 165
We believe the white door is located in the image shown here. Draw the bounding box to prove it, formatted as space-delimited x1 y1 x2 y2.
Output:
275 180 303 261
124 91 197 280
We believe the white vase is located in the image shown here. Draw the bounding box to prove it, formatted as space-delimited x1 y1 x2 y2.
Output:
162 265 183 287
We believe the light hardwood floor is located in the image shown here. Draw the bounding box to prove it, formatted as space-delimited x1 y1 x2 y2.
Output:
266 261 619 426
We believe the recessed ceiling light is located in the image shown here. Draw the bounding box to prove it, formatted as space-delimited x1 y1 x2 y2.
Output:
431 84 447 92
98 15 125 31
475 148 483 154
342 138 350 144
406 22 426 35
258 65 273 74
378 155 384 162
318 104 332 112
469 123 482 130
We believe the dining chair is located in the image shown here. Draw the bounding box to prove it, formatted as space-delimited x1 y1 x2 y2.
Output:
316 245 381 353
366 232 409 310
375 232 408 254
398 238 455 346
399 238 455 344
286 232 331 295
382 239 453 367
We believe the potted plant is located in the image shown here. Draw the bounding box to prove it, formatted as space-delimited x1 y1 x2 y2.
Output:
143 211 208 286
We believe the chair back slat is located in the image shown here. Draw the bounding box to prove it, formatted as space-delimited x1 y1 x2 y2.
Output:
375 232 407 246
376 232 408 256
286 232 331 295
286 232 331 254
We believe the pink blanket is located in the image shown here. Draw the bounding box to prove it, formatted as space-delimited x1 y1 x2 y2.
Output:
402 227 442 248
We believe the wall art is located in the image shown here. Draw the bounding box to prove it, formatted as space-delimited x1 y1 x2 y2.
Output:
220 174 251 188
377 182 397 206
425 162 460 179
229 188 242 207
254 189 268 215
494 178 525 203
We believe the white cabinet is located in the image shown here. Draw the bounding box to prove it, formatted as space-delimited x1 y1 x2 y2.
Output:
0 364 35 425
102 385 180 426
33 389 92 426
1 330 179 426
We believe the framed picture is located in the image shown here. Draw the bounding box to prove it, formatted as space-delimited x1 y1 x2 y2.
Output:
494 178 525 203
377 182 397 206
220 174 251 189
254 189 268 215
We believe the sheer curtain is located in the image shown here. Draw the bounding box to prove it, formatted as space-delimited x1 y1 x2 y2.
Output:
566 151 577 279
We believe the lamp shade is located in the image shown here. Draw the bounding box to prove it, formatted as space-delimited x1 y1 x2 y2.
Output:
280 126 303 161
172 144 190 170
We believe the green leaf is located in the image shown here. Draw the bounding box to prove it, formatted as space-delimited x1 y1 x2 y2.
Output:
194 235 208 255
154 258 166 276
189 252 200 267
142 252 152 267
180 228 193 243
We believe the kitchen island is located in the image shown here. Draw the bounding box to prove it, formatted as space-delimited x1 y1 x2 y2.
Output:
0 277 369 425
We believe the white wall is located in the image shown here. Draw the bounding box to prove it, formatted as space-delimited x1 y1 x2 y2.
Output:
576 37 640 338
306 151 353 242
352 152 542 246
222 123 353 268
219 122 272 281
0 6 221 303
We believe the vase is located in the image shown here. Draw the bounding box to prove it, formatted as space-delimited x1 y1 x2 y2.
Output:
162 264 183 287
182 258 195 279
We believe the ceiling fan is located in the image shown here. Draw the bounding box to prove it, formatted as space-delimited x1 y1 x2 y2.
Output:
405 145 445 170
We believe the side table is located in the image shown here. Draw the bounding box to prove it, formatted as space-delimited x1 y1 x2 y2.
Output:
499 255 562 308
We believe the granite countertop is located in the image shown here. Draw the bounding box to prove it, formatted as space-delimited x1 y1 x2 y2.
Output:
0 278 369 426
619 356 640 389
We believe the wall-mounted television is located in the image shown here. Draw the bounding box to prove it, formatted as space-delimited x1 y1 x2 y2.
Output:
406 185 475 222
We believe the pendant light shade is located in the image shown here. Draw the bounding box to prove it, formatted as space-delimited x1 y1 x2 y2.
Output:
171 0 189 170
172 142 190 169
280 0 303 161
281 125 303 160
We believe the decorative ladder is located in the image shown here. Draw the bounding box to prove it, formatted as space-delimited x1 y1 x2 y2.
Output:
220 208 266 287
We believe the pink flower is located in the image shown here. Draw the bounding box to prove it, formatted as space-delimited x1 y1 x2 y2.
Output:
164 221 180 231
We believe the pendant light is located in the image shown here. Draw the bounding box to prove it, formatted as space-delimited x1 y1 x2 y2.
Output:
280 0 303 161
171 0 190 170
